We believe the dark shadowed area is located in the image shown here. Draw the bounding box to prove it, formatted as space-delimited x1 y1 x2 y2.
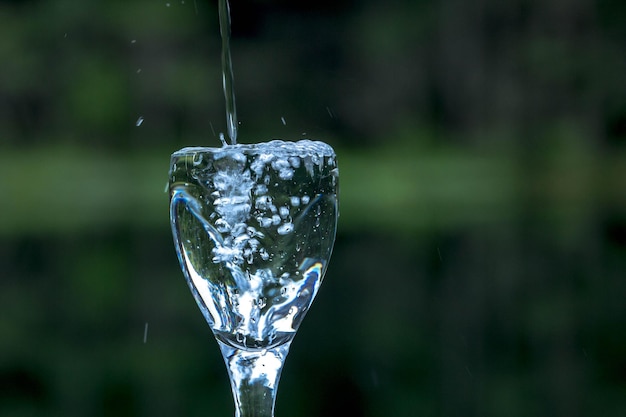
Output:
1 0 625 416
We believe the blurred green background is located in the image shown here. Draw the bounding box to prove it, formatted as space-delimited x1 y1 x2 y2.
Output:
1 0 625 416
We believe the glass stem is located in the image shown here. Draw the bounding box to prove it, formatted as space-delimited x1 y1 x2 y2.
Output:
218 341 291 417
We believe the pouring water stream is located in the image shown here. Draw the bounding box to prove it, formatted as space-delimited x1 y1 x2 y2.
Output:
219 0 238 145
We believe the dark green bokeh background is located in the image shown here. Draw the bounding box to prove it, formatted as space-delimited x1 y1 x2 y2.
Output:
1 0 625 416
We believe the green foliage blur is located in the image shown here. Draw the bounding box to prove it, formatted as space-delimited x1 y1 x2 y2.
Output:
1 0 625 416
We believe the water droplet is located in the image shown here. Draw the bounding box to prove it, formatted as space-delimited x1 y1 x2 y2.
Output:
279 206 290 219
131 39 137 44
290 196 300 207
281 116 286 125
258 297 267 308
135 116 144 127
166 2 171 7
219 132 227 147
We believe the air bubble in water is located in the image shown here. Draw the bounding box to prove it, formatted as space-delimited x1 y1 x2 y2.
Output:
255 196 273 210
272 159 290 171
215 218 231 233
288 156 301 168
254 184 268 195
231 223 247 236
257 217 273 228
277 223 294 235
279 168 294 180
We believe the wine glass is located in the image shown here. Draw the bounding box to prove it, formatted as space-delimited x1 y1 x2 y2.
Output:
169 140 338 417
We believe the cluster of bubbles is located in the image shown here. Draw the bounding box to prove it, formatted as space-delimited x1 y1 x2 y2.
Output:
196 140 334 268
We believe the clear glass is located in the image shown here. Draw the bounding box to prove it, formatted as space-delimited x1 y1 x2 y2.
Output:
169 140 338 417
